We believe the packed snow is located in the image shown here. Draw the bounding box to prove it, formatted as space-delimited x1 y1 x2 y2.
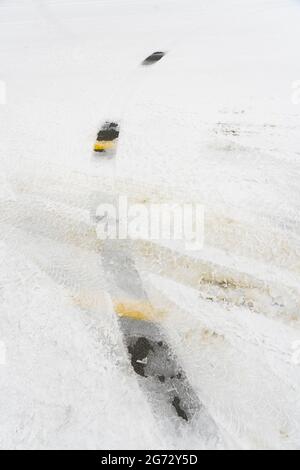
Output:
0 0 300 450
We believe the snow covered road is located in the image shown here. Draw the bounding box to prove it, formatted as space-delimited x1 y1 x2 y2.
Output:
1 0 300 450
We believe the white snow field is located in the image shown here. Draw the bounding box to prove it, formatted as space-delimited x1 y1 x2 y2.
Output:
1 0 300 450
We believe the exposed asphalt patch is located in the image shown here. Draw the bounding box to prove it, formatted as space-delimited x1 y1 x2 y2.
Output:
128 337 154 377
97 121 120 142
101 241 201 423
172 396 188 422
122 317 201 422
100 240 220 435
142 51 166 66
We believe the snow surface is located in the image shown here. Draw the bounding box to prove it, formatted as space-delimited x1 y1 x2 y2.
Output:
0 0 300 450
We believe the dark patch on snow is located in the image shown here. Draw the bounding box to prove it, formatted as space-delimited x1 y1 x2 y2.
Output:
97 121 120 142
142 51 166 66
128 337 154 377
172 396 188 422
101 242 210 426
124 324 198 422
